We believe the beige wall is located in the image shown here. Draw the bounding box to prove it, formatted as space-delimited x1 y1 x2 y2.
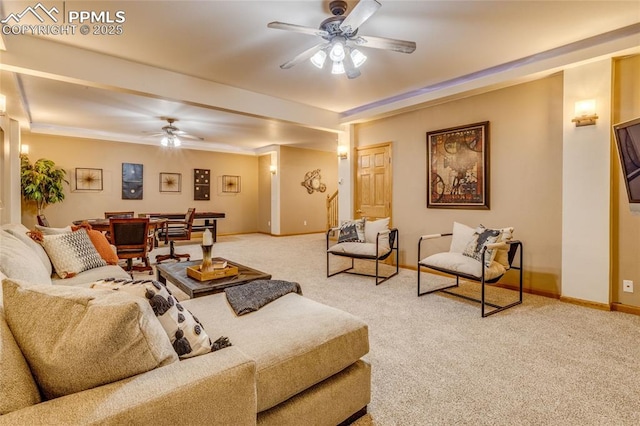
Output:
20 134 259 235
257 154 272 233
279 146 338 235
612 54 640 306
355 75 564 296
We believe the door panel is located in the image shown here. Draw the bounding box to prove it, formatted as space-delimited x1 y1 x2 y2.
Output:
356 143 392 221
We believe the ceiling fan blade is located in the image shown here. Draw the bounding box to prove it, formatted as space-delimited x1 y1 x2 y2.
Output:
339 0 381 35
352 35 416 53
267 21 328 38
343 52 361 79
179 134 204 141
280 42 329 69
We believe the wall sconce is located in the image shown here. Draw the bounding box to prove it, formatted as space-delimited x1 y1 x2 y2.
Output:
572 99 598 127
0 94 6 115
269 164 277 175
337 145 348 159
20 144 29 155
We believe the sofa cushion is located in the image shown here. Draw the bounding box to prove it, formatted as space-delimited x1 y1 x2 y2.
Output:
182 292 369 412
50 264 131 286
42 228 107 278
419 252 506 281
0 230 51 286
2 279 178 400
1 223 52 276
0 308 41 414
91 278 214 359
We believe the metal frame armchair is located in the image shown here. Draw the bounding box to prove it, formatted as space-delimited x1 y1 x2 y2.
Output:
326 219 399 285
155 208 196 264
417 225 523 317
109 217 153 275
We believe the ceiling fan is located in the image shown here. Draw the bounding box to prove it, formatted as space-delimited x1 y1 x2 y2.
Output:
147 118 203 147
267 0 416 79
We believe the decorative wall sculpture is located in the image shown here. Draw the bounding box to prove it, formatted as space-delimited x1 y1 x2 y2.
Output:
159 172 181 193
301 169 327 194
75 168 103 191
221 175 241 193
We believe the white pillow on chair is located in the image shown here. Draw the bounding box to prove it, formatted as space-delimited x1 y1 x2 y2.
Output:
364 217 390 251
449 222 475 254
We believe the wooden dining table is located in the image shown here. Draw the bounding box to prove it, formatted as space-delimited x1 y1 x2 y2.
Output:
72 218 167 247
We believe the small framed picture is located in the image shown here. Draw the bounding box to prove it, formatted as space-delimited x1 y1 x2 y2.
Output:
222 175 241 193
75 168 103 191
159 172 181 193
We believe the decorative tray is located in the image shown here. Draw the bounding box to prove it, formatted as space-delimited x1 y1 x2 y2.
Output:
186 265 239 281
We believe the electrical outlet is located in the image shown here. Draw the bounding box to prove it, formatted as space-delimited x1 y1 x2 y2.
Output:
267 221 271 227
303 220 307 226
623 280 634 293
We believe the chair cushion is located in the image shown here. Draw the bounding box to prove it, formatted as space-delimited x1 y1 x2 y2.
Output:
2 279 178 400
42 228 107 278
0 308 41 414
337 218 365 243
364 217 390 250
51 265 131 285
328 242 390 258
91 278 214 359
182 293 369 412
419 252 506 281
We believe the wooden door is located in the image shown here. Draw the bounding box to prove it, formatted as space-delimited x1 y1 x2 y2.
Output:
355 143 392 221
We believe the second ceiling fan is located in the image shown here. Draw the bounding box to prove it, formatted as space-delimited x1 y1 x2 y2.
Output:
268 0 416 79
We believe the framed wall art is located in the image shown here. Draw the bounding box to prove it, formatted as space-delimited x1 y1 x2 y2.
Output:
426 121 489 209
75 168 103 191
221 175 241 193
194 168 210 200
122 163 143 200
159 172 181 193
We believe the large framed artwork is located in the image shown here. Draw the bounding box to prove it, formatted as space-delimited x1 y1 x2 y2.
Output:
122 163 143 200
194 169 210 200
75 168 103 191
426 121 489 209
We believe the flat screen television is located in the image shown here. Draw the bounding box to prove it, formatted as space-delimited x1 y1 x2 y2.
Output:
613 117 640 209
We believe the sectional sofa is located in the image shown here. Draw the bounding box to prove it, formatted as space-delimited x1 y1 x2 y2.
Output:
0 223 371 425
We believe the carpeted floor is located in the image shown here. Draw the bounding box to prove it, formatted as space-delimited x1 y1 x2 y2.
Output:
135 233 640 425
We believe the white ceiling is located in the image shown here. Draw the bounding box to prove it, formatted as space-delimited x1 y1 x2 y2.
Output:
1 0 639 153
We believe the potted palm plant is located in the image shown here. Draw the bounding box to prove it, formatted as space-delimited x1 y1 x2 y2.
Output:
20 155 68 215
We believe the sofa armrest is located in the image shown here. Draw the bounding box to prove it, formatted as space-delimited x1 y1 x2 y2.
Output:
0 347 257 426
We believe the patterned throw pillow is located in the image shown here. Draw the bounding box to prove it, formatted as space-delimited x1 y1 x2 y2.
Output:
42 228 107 278
338 218 366 243
71 225 118 265
462 225 502 267
91 278 231 359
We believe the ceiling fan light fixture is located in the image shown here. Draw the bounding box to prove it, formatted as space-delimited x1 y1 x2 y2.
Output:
161 136 169 146
310 50 327 68
350 48 367 68
172 136 181 147
328 39 346 62
331 60 345 75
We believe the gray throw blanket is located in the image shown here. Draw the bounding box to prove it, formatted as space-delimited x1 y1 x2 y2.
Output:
225 280 302 316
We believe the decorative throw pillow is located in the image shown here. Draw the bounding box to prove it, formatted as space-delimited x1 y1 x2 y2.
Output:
2 279 177 400
91 278 231 359
71 225 119 265
35 225 72 235
462 225 502 266
364 217 391 251
42 228 107 278
338 218 366 243
449 222 476 254
494 227 515 269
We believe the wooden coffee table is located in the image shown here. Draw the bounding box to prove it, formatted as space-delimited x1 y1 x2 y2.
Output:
156 258 271 298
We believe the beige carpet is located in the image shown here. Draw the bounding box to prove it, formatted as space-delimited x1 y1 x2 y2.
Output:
134 233 640 425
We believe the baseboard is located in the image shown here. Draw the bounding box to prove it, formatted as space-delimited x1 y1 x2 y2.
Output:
559 296 611 311
610 302 640 316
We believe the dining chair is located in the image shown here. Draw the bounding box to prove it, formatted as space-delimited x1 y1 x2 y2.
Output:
36 214 50 227
155 208 196 264
109 217 153 274
104 211 135 219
